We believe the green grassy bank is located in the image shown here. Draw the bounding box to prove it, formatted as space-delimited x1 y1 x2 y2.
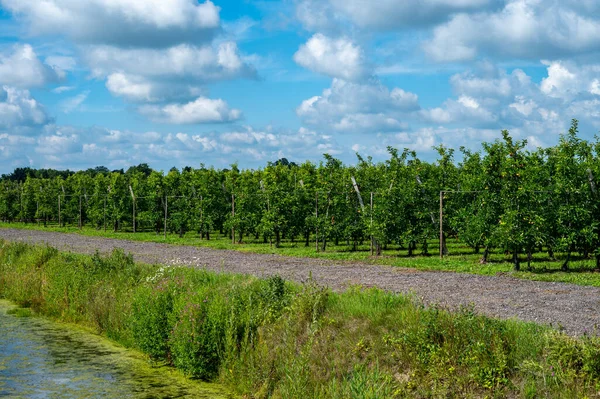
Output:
4 222 600 287
1 240 600 398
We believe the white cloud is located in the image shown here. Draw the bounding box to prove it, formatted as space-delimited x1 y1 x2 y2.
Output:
0 123 344 173
293 34 369 80
509 96 537 116
295 0 498 32
60 91 89 114
0 44 63 88
36 131 81 155
424 0 600 62
297 78 419 132
87 42 255 106
1 0 257 119
44 55 76 71
539 61 600 99
420 60 600 139
86 42 254 81
1 0 220 47
0 86 50 128
105 73 204 103
52 86 75 94
139 97 242 124
457 95 479 109
329 0 495 29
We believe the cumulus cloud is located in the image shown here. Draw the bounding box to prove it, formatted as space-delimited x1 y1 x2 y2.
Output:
295 58 600 149
0 44 63 88
297 78 419 132
1 0 220 48
293 34 369 80
540 61 600 99
295 0 499 31
105 73 204 103
424 0 600 62
88 42 254 104
419 60 600 138
2 0 256 120
87 42 253 81
0 123 343 173
139 97 242 124
0 86 50 128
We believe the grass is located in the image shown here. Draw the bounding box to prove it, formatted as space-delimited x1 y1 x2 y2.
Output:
3 221 600 287
1 240 600 398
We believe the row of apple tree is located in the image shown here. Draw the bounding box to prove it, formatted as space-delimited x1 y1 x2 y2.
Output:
1 120 599 270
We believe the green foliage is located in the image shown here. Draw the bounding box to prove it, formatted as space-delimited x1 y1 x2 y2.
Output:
3 242 600 397
131 281 176 359
5 120 600 273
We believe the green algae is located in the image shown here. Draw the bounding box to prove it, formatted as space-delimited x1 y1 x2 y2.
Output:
6 307 32 317
0 300 233 399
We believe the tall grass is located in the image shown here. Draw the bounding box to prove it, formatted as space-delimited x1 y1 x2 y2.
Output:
1 239 599 397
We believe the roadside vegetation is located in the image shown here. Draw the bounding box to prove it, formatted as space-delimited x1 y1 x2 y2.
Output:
1 240 600 398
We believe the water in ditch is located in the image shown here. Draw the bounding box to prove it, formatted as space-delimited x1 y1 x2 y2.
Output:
0 300 232 398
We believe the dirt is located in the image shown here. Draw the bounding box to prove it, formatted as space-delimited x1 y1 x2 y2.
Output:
2 228 599 336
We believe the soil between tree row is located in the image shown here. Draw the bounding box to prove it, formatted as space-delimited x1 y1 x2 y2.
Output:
1 228 599 336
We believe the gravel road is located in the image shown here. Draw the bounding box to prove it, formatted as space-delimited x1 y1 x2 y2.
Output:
1 228 599 336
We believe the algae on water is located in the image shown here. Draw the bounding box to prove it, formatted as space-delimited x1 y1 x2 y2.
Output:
0 300 232 399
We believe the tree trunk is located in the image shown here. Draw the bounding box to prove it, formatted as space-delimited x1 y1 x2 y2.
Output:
481 247 489 264
305 231 310 247
474 244 480 254
512 247 520 271
562 251 571 272
527 248 533 271
548 247 555 260
206 230 210 240
407 241 415 257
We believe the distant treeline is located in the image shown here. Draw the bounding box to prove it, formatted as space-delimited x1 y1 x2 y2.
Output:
2 120 600 271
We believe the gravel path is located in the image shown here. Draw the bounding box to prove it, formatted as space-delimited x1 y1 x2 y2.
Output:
1 228 599 336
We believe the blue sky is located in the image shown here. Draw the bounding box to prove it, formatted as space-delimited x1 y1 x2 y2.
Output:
0 0 599 173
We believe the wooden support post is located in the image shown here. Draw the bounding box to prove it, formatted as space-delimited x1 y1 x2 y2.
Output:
231 194 235 245
129 186 136 233
79 195 82 230
20 186 23 223
315 192 319 252
199 195 203 239
103 196 106 232
164 195 168 239
439 191 443 260
370 192 374 256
